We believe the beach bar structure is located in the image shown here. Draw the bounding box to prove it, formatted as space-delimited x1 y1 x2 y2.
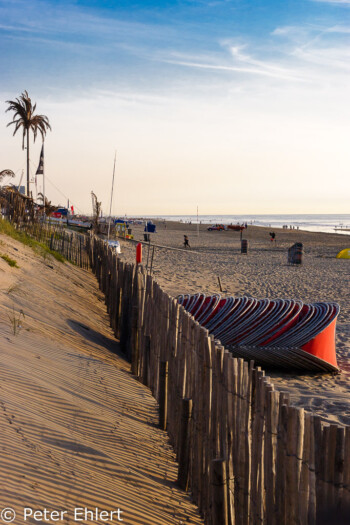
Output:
87 235 350 525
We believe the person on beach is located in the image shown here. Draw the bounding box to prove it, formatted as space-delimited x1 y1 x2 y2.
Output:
270 232 276 243
184 235 190 249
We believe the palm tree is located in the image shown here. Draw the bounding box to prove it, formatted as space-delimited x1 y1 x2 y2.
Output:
0 169 15 185
6 91 51 197
37 192 56 216
91 191 101 233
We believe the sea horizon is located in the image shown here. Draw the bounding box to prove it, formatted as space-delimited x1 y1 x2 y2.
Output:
134 213 350 235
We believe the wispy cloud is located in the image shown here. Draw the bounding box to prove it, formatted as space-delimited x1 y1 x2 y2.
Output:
163 58 309 83
1 32 103 53
292 45 350 70
2 0 350 101
228 44 304 79
0 22 37 33
327 25 350 32
271 25 320 38
270 22 350 73
272 23 350 37
160 42 307 83
161 57 304 81
272 26 300 36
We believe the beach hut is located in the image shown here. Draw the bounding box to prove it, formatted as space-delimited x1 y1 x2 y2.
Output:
336 248 350 259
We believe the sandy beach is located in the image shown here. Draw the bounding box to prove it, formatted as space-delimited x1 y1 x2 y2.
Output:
1 220 349 521
0 234 203 524
118 221 350 427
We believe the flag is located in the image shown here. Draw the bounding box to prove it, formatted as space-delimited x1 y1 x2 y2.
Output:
36 144 44 175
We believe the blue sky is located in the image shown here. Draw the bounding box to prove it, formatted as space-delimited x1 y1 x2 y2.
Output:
1 0 350 214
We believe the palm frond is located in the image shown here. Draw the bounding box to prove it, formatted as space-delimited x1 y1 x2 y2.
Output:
6 91 51 144
0 169 15 183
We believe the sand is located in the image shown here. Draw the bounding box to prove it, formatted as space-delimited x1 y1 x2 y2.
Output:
0 234 203 524
118 221 350 427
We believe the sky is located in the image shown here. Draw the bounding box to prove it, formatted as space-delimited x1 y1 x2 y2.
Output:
0 0 350 216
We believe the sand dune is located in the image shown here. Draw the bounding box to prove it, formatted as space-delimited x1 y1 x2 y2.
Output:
0 235 203 524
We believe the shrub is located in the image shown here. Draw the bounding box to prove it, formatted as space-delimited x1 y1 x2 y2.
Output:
0 253 19 267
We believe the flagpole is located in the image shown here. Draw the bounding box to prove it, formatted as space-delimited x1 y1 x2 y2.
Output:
107 151 117 241
35 144 45 219
43 142 45 220
197 205 199 237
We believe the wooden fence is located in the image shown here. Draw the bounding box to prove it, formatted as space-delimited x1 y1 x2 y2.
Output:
89 235 350 525
18 220 90 269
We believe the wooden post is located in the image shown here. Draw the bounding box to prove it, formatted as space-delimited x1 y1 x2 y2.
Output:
299 412 312 525
142 336 151 386
131 270 141 376
326 424 339 509
343 427 350 513
286 406 304 525
149 245 155 275
218 276 223 292
334 426 345 514
178 398 193 491
69 234 73 261
275 393 290 525
212 459 229 525
312 415 322 523
307 414 317 525
159 360 168 430
265 388 279 525
146 240 151 271
319 424 330 518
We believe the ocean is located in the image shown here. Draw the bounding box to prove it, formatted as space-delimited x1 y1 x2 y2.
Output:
144 214 350 235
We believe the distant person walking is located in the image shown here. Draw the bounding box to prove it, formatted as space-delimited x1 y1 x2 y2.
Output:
270 232 276 243
184 235 190 249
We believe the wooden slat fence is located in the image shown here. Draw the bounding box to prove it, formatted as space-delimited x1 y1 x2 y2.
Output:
17 221 90 269
89 235 350 525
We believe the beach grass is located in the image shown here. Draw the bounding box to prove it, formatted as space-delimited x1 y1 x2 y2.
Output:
7 306 25 335
0 219 65 263
0 253 19 267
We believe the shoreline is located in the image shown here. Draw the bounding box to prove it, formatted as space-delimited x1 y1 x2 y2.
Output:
125 214 350 236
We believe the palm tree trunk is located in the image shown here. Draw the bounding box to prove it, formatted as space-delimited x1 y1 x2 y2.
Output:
26 129 30 197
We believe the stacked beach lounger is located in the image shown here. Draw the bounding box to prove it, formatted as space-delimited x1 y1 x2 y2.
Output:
177 294 340 372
